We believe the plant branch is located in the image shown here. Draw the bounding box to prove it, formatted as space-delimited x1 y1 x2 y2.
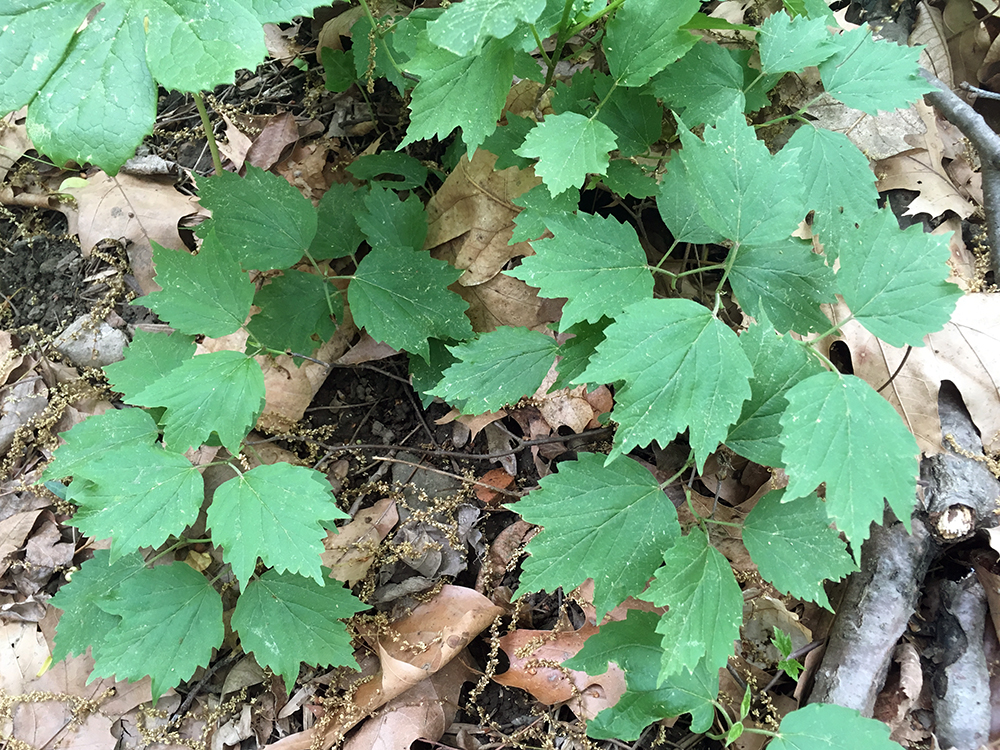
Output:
919 69 1000 275
192 92 224 176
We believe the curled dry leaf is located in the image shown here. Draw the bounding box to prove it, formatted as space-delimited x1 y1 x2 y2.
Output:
824 294 1000 455
322 498 399 586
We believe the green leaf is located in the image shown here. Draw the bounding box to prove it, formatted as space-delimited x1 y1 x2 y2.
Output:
43 408 159 481
656 163 725 244
678 103 805 246
347 152 428 190
509 454 680 621
401 37 513 156
509 212 654 330
725 321 824 467
643 528 743 678
207 463 348 591
127 350 265 454
594 79 661 156
770 704 903 750
104 329 196 401
350 247 472 361
780 372 918 547
649 42 746 126
482 114 536 170
350 14 409 93
743 489 857 609
66 443 204 562
430 327 558 413
604 0 702 86
321 47 357 93
356 187 428 253
825 208 961 347
787 126 879 219
553 318 609 391
427 0 546 56
515 112 617 196
580 299 752 470
602 161 658 199
728 239 837 334
310 183 366 261
232 568 366 692
248 270 339 355
49 550 146 663
409 339 459 408
818 28 932 115
758 11 838 74
564 610 717 739
196 165 317 270
92 562 224 700
141 233 253 338
511 184 581 243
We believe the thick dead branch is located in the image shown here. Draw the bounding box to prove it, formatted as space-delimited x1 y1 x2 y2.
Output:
920 68 1000 276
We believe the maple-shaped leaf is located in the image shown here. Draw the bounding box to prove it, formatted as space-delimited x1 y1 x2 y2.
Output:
643 528 742 678
509 453 680 621
509 212 653 330
431 327 558 413
649 42 746 126
482 114 535 170
401 36 513 156
127 350 265 454
823 208 961 347
743 489 858 609
356 187 428 253
511 183 581 243
49 549 146 663
818 28 932 115
728 239 837 334
515 112 617 196
348 153 429 190
770 704 903 750
594 79 661 156
780 371 918 548
602 161 658 199
43 408 158 481
207 463 348 590
350 247 472 362
786 126 879 219
725 320 824 467
196 165 317 270
248 270 339 355
91 562 224 700
758 11 838 74
656 163 725 244
580 299 752 470
310 183 367 261
141 232 253 338
0 2 318 172
104 329 196 403
231 568 366 692
565 610 717 739
604 0 701 86
67 443 204 562
678 103 806 247
426 0 544 55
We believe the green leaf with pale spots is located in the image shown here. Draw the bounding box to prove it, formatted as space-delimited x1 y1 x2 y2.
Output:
604 0 702 86
515 112 617 196
509 453 680 621
232 568 366 692
207 463 349 591
580 299 752 471
779 371 919 548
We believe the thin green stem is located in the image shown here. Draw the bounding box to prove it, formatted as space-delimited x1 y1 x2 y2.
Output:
657 458 694 491
753 94 824 130
569 0 627 35
193 91 224 176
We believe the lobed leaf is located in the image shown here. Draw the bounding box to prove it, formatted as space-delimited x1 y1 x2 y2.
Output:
770 704 903 750
248 270 339 355
758 11 838 74
43 408 159 481
104 329 196 401
427 0 546 56
604 0 702 86
515 112 617 196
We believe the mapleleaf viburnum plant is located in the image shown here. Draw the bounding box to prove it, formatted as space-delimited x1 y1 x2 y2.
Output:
1 0 962 746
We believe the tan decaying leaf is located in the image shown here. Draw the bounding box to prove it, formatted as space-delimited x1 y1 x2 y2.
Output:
426 150 540 287
0 108 32 185
0 621 49 696
0 375 47 455
943 0 991 86
435 408 507 441
806 94 926 161
823 294 1000 455
875 148 975 219
0 331 24 385
245 112 302 172
343 656 474 750
321 498 399 585
335 333 398 365
57 172 206 295
269 586 502 750
911 2 953 87
456 272 563 332
741 596 812 671
0 511 43 579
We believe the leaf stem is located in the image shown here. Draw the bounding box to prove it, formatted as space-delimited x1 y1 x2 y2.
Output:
192 91 224 176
